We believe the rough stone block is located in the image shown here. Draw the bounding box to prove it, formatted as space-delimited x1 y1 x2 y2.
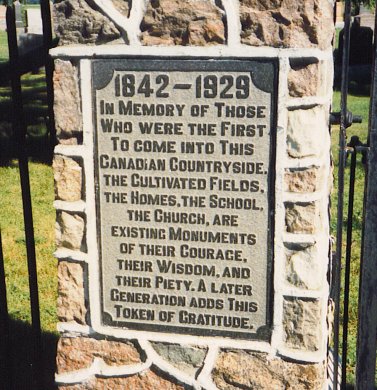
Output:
58 370 186 389
140 0 225 46
53 60 82 141
111 0 131 17
283 297 322 352
53 155 82 202
285 202 321 234
287 106 329 159
53 0 121 45
285 244 324 290
213 351 326 389
239 0 334 49
151 342 207 376
56 336 141 373
56 212 85 251
284 166 323 193
57 261 86 324
288 60 319 98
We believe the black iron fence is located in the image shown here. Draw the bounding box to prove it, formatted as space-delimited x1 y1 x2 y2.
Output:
331 1 377 389
0 1 55 389
354 9 377 388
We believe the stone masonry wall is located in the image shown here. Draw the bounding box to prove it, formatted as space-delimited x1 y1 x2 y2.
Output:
52 1 334 388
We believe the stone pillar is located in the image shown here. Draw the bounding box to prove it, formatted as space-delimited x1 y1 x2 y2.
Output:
52 1 334 388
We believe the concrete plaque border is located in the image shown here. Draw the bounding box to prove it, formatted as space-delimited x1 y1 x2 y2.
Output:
91 57 278 341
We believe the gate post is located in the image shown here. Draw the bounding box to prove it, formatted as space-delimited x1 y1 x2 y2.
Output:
50 1 335 388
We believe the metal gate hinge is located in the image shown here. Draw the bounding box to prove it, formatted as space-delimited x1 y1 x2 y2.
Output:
330 111 363 128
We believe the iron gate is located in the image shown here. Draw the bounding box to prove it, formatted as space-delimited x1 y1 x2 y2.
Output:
0 0 55 388
332 0 377 389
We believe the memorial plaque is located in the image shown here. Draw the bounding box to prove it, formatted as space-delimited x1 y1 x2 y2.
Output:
92 59 277 340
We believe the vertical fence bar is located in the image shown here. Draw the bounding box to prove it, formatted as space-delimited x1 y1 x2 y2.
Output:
355 8 377 389
40 0 56 148
334 0 352 388
0 229 12 390
6 5 43 389
341 148 357 388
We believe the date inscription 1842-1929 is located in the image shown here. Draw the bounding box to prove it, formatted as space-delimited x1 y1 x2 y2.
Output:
92 59 277 340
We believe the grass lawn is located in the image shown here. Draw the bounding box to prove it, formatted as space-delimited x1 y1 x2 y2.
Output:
0 66 56 332
0 161 56 333
0 30 9 63
0 20 55 330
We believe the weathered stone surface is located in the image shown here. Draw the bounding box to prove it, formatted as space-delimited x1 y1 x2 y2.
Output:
57 138 80 145
54 0 121 45
57 336 141 373
53 155 82 202
288 61 319 97
285 167 322 193
287 106 329 159
58 370 186 389
140 0 225 46
285 244 324 290
283 297 322 351
111 0 131 17
151 342 207 376
53 60 82 141
56 212 85 251
240 0 334 49
285 202 320 234
213 351 326 389
57 261 86 324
